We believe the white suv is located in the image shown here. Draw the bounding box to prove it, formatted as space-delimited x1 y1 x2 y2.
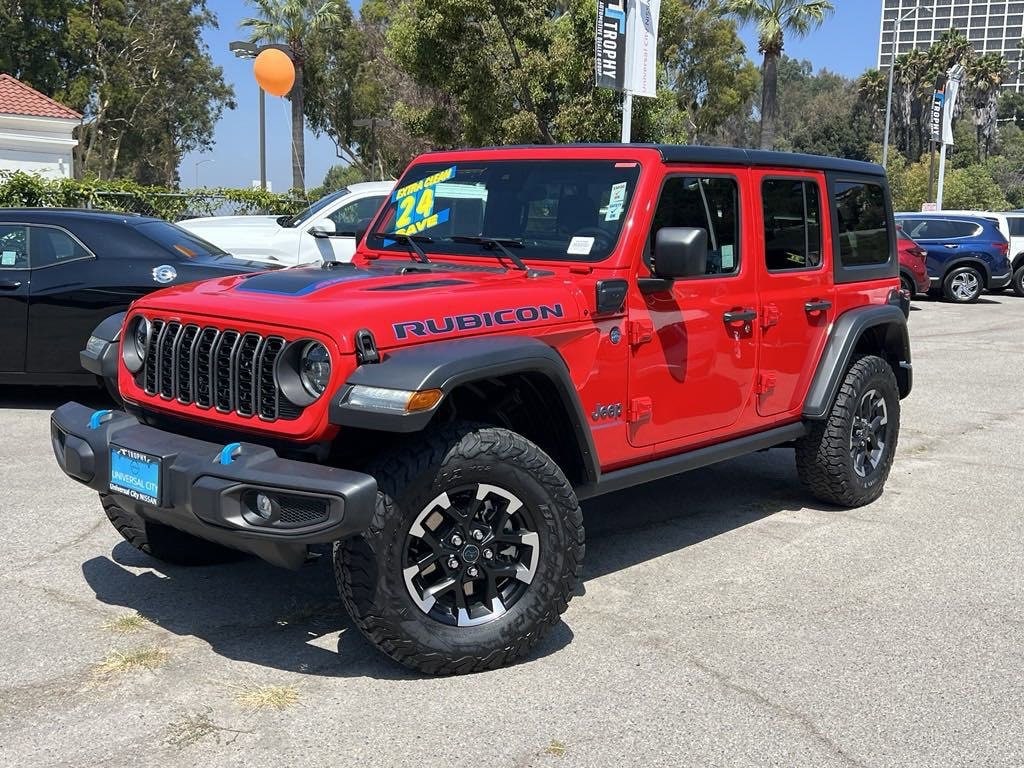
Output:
180 181 393 266
940 209 1024 295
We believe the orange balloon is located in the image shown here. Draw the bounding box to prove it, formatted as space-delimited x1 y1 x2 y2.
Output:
253 48 295 96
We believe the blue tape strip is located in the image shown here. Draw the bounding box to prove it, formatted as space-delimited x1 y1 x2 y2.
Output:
217 442 242 465
88 410 112 430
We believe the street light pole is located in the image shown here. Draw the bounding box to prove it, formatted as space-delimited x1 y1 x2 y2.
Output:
194 158 213 187
882 1 933 168
230 40 294 192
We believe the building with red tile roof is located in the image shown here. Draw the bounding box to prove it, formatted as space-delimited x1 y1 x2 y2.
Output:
0 74 81 179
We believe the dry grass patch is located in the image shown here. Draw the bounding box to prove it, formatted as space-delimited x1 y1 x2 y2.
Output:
234 683 300 711
103 613 153 634
164 709 249 748
94 646 169 678
544 739 568 757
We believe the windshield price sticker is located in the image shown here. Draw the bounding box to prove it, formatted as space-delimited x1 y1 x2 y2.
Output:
567 236 595 255
1 251 16 266
391 165 457 236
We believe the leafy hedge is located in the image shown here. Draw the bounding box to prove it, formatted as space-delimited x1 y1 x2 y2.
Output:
0 172 309 220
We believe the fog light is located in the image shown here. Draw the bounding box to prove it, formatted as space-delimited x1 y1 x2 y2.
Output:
255 493 274 520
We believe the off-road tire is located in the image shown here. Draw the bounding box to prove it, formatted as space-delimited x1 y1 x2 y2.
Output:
334 422 585 675
101 493 243 565
795 355 901 508
942 265 983 303
1012 264 1024 297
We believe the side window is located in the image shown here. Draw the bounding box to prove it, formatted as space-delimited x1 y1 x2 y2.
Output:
0 225 29 268
762 178 822 271
947 220 983 238
650 176 740 276
29 226 91 268
1008 217 1024 237
833 181 890 266
328 196 385 230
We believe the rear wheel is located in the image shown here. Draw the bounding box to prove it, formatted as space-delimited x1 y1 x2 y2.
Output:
1012 265 1024 297
899 274 916 298
943 266 983 303
796 355 900 508
335 422 584 675
101 493 243 565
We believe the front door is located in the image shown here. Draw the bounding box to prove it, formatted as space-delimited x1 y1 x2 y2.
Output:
753 171 834 417
0 224 30 373
628 169 759 447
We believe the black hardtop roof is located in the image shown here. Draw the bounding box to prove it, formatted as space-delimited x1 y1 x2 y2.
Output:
0 208 161 225
431 143 885 177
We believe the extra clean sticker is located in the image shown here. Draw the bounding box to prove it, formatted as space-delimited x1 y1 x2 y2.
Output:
567 236 595 255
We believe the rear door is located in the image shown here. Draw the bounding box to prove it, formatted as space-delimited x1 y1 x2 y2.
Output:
898 218 956 278
753 171 834 417
0 223 30 373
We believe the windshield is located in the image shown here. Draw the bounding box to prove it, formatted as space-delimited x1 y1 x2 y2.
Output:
366 160 641 262
289 189 349 228
136 221 231 260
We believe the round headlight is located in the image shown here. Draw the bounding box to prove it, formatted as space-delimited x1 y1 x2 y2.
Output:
299 341 331 398
122 315 150 373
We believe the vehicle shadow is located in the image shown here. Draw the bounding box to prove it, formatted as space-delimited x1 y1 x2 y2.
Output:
80 449 812 679
0 385 109 411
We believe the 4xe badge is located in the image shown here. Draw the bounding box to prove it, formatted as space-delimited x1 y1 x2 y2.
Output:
591 402 622 422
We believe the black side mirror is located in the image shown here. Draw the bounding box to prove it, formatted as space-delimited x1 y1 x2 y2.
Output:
652 227 708 280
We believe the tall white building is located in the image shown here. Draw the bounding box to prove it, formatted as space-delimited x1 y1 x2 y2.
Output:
877 0 1024 90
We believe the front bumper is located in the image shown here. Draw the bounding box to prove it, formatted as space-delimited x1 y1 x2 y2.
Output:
50 402 377 569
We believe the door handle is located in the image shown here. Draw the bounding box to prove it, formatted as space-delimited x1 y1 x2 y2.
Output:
723 309 757 323
804 299 832 313
0 279 22 290
943 244 959 249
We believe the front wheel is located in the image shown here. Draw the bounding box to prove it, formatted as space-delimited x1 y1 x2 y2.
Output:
795 355 901 508
334 423 584 675
943 265 983 303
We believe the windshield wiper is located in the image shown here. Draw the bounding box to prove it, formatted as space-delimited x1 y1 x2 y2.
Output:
447 235 528 272
374 231 432 263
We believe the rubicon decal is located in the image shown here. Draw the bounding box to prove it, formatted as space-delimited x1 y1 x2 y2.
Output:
393 304 565 340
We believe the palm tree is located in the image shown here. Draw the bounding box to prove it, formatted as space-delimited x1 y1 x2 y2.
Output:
725 0 834 150
966 52 1006 161
241 0 345 191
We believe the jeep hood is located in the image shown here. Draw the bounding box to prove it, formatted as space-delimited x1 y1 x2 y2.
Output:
134 263 585 353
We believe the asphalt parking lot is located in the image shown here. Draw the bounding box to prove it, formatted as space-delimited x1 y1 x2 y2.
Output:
1 295 1022 768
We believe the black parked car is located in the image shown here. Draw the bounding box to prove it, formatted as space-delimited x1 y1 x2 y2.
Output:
0 209 265 388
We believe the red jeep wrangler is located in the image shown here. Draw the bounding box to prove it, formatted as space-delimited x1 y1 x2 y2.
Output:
54 145 911 674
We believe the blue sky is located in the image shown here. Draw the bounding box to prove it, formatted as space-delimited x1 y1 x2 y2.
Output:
181 1 881 191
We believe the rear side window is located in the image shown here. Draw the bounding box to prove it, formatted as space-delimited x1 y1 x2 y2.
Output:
833 181 890 266
135 220 229 259
762 178 822 271
650 176 740 276
1008 217 1024 237
29 226 92 268
948 220 983 238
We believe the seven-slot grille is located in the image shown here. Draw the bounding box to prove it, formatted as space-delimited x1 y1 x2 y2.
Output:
140 319 299 421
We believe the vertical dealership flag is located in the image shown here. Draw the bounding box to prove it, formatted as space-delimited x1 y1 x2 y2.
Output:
929 76 946 143
624 0 661 98
941 74 960 146
595 1 628 91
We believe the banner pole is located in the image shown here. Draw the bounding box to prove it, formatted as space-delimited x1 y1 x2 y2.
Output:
936 142 947 211
621 90 633 143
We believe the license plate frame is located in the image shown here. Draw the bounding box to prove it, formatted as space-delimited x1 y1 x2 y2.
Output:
109 445 162 506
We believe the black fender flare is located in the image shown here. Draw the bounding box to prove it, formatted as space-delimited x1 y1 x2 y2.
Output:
329 336 600 484
942 256 990 283
802 304 911 420
79 311 125 380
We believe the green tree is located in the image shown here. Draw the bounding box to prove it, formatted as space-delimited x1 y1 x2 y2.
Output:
241 0 348 191
724 0 834 150
0 0 85 103
68 0 235 184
